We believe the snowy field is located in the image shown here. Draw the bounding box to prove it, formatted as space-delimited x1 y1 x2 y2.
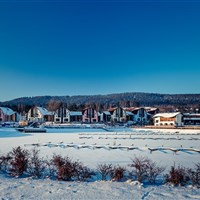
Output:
0 127 200 199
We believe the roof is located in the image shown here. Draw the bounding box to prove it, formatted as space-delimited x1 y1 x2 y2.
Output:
183 113 200 118
145 107 158 112
153 112 181 118
124 107 141 112
70 111 82 116
103 111 111 115
0 107 15 116
126 111 134 116
37 107 53 116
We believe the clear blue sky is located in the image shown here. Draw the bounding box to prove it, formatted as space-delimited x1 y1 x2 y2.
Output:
0 0 200 101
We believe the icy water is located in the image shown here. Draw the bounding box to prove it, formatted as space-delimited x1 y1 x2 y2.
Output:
0 127 133 138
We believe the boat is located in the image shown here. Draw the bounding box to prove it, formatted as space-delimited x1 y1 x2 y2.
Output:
16 122 47 133
16 127 47 133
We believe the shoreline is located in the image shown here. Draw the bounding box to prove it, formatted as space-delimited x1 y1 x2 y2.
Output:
133 125 200 130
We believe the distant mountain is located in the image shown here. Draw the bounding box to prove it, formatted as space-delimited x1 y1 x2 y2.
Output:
1 92 200 107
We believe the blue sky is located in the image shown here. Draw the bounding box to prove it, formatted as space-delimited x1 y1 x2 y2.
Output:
0 0 200 101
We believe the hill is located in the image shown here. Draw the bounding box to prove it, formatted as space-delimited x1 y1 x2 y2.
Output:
1 92 200 108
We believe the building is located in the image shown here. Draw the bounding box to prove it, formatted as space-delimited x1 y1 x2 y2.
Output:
108 107 126 122
125 107 150 125
54 107 70 123
82 107 99 123
0 107 18 123
153 112 183 127
70 111 82 122
145 107 159 115
28 106 54 123
101 111 112 123
183 113 200 125
125 111 134 122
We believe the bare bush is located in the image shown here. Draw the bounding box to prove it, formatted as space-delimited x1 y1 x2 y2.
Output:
111 166 126 181
129 156 164 183
73 161 93 181
27 148 45 178
97 164 113 181
166 165 190 186
129 156 149 182
147 160 165 183
9 146 29 177
187 163 200 187
52 155 75 181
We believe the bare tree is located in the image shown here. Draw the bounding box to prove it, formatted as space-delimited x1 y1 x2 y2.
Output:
47 100 62 112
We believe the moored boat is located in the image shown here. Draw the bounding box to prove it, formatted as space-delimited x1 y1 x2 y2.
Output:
16 127 47 133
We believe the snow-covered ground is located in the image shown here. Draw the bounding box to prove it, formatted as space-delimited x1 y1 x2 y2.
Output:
0 175 200 200
0 127 200 199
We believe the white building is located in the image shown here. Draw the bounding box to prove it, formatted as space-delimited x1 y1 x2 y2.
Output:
54 107 70 123
28 106 54 123
153 112 183 127
108 107 126 122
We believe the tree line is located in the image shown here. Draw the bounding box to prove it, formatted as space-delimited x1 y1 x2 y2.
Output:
1 92 200 114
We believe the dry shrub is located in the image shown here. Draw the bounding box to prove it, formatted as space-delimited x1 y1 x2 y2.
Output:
166 165 190 186
147 160 165 183
9 146 29 177
97 164 113 181
187 163 200 187
73 161 93 181
111 166 126 181
130 156 164 183
27 148 45 178
130 156 149 182
52 155 74 181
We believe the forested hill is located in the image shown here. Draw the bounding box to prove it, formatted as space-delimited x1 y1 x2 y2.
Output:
1 93 200 107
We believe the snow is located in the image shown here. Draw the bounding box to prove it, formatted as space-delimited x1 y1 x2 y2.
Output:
70 111 82 116
153 112 181 118
0 107 15 116
37 107 53 116
125 111 134 116
0 127 200 199
0 175 199 200
103 111 111 115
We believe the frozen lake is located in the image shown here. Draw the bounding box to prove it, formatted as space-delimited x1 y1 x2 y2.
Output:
0 127 200 169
